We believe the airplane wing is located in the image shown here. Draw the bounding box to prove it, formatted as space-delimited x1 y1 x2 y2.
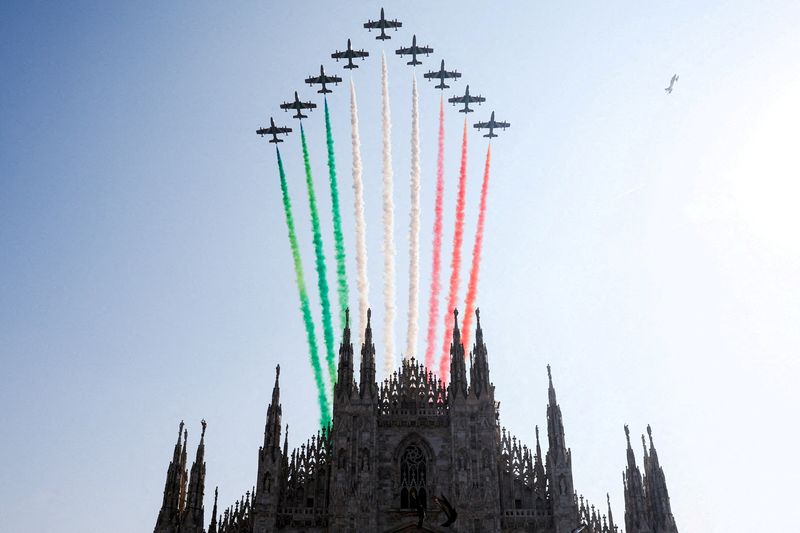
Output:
331 51 349 59
473 122 490 129
448 95 467 104
305 75 323 84
325 74 343 84
494 121 510 128
418 46 433 54
395 46 413 55
363 20 382 29
422 71 439 79
300 102 316 110
444 71 462 79
352 50 368 59
473 95 486 103
276 126 291 133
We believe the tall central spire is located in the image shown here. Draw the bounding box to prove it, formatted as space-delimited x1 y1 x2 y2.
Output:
448 309 467 399
359 309 377 400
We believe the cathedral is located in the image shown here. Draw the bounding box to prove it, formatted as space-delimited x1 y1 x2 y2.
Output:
153 309 679 533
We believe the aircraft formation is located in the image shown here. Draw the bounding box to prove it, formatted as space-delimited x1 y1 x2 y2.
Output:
256 7 511 143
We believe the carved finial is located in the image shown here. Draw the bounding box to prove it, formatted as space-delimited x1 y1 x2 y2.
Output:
178 420 185 441
547 364 552 382
276 364 281 379
367 308 372 327
647 424 654 447
476 307 481 328
345 307 350 329
453 308 459 326
624 424 631 444
641 433 648 455
201 419 207 438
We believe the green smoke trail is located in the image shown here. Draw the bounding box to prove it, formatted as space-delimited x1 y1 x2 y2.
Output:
324 98 350 329
275 147 330 428
300 124 337 390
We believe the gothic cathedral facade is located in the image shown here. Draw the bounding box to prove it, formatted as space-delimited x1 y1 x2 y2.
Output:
154 310 679 533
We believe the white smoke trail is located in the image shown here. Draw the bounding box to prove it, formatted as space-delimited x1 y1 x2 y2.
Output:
350 80 369 348
381 52 396 377
406 75 420 360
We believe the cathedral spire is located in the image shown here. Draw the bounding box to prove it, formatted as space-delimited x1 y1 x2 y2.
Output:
359 309 377 399
208 487 218 533
544 365 577 531
547 364 557 405
533 425 547 496
178 427 188 514
607 492 617 533
182 420 207 531
448 309 467 399
623 424 651 533
154 421 186 532
643 425 679 532
546 365 566 460
263 365 283 455
469 308 491 399
335 308 355 402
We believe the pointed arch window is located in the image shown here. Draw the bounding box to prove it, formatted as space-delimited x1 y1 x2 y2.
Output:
399 444 427 509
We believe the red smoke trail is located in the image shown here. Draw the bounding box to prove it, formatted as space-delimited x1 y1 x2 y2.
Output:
461 144 492 352
424 96 445 370
439 119 469 381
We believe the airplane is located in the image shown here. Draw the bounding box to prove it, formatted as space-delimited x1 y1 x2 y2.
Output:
423 59 461 90
395 34 433 66
279 91 317 120
363 7 402 40
304 65 343 94
448 85 485 113
256 117 292 144
473 111 510 138
665 74 679 94
331 38 369 70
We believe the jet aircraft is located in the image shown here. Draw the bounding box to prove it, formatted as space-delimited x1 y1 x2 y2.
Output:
448 85 485 113
256 117 292 144
423 59 461 90
279 91 317 120
363 7 402 40
305 65 342 94
665 74 679 94
331 39 369 69
473 111 510 138
395 34 433 66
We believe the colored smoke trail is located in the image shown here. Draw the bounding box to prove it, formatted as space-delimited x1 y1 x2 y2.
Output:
406 76 421 360
424 96 446 370
461 144 492 351
324 97 349 329
275 147 330 427
349 80 369 346
300 125 337 390
439 119 469 380
380 52 396 377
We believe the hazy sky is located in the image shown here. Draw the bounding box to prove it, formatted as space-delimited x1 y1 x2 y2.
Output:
2 1 799 531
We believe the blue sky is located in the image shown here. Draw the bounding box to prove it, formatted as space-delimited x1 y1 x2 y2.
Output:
2 1 799 531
